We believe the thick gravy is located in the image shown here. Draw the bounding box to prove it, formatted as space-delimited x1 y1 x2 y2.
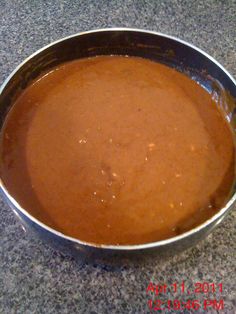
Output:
0 56 234 244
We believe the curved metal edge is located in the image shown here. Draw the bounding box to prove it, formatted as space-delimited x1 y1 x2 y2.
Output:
0 27 235 251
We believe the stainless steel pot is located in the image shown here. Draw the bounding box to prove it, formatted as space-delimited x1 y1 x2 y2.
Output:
0 28 235 263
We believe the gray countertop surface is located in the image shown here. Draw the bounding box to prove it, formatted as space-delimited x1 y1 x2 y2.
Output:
0 1 235 313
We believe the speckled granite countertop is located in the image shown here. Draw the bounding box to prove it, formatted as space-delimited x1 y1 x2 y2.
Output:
0 1 236 313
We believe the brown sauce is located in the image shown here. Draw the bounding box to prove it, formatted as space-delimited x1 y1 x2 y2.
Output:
0 56 235 245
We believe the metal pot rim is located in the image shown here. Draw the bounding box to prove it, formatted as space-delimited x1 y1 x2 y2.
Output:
1 27 235 251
